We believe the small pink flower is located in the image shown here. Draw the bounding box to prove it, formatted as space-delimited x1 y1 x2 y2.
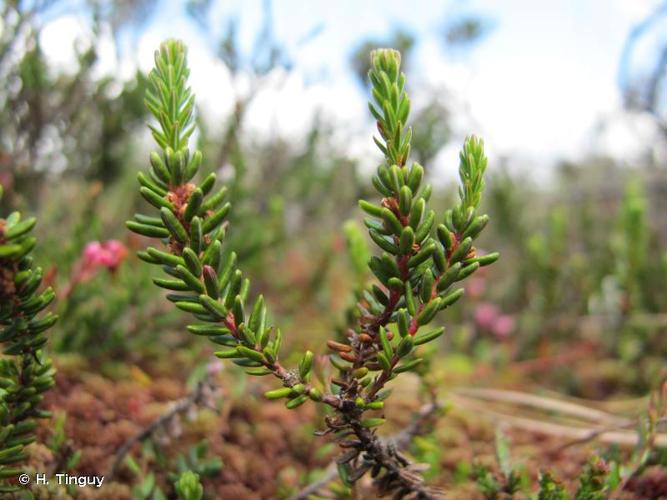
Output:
61 240 129 296
80 240 128 279
83 241 103 263
492 315 515 339
474 302 499 330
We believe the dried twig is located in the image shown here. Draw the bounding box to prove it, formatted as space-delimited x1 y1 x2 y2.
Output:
290 463 338 500
107 379 216 480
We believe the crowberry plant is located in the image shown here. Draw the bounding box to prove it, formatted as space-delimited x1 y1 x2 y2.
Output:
0 186 57 493
128 40 497 498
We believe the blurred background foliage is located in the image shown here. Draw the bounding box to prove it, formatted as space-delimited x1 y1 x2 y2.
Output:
1 0 667 394
2 0 667 497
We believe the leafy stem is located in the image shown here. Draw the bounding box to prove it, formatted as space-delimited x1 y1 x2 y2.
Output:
323 49 498 496
0 185 57 493
128 41 497 499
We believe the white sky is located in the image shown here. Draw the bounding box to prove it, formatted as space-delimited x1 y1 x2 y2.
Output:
38 0 665 180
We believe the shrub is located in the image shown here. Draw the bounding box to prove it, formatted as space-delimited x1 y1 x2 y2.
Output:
0 186 56 493
128 39 497 498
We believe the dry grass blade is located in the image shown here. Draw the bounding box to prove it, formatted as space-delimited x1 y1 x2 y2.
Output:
450 393 667 448
452 387 632 425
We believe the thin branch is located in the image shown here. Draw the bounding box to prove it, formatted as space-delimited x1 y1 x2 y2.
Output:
391 401 442 450
617 1 667 100
107 378 216 480
290 463 338 500
290 402 442 500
